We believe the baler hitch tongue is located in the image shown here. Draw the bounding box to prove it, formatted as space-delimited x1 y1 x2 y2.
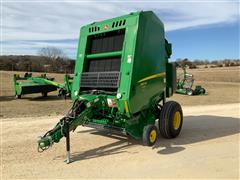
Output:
37 97 101 163
37 136 53 152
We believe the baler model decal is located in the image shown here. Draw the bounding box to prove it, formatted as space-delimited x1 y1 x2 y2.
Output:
138 72 166 83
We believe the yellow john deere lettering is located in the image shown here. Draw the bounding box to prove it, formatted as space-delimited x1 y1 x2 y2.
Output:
124 100 129 113
138 72 166 83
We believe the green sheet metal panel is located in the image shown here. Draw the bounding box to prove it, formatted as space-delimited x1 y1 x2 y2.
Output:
130 11 167 113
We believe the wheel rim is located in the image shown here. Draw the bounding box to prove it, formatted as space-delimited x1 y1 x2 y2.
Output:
173 111 181 130
149 129 157 143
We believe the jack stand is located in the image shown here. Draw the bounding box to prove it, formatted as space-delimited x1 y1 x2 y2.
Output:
65 150 72 164
64 120 72 164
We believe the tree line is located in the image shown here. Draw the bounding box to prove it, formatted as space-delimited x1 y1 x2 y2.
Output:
0 55 75 73
0 47 239 73
0 47 75 73
176 58 240 69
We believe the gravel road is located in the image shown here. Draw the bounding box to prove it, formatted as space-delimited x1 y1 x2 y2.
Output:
1 103 239 179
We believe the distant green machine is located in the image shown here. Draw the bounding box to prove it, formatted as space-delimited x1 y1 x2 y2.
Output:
176 66 206 96
38 11 183 164
13 73 72 98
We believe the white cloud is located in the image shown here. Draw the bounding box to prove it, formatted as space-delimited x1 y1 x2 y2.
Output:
1 1 239 56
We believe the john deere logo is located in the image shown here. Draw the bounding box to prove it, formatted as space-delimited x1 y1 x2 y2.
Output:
103 25 109 30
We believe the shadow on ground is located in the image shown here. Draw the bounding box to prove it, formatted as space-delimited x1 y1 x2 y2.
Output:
153 115 240 154
70 132 139 162
53 131 139 162
67 115 239 162
0 95 66 102
28 95 66 101
0 96 16 102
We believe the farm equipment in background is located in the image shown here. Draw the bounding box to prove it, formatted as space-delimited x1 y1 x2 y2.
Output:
176 65 206 96
58 74 73 98
13 73 73 98
37 11 183 164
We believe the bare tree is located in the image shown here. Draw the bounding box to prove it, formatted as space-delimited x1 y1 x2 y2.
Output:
38 46 66 61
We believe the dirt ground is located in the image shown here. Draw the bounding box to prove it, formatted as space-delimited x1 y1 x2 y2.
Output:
0 67 240 179
0 67 240 118
1 104 239 179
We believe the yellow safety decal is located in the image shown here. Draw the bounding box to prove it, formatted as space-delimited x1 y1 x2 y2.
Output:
138 72 166 83
124 100 129 113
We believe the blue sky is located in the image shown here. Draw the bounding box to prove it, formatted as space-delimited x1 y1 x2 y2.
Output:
167 22 239 60
1 0 239 61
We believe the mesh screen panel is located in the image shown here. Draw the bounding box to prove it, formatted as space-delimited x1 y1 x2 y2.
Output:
80 72 120 88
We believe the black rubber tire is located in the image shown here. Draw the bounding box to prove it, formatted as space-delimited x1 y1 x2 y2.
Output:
159 101 183 139
142 125 158 146
201 88 206 94
42 92 48 97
